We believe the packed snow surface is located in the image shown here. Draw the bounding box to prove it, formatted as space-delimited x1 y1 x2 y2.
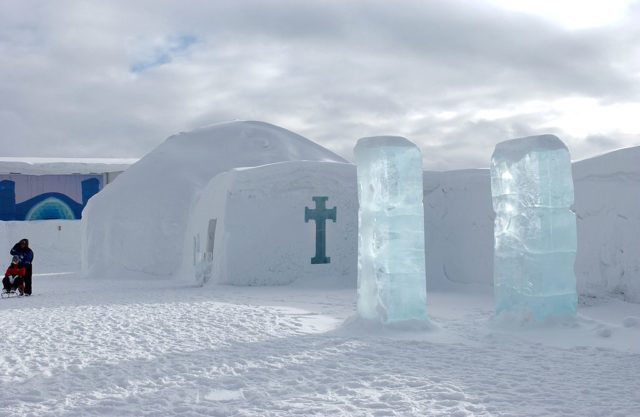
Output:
354 136 428 323
0 275 638 417
82 121 347 280
491 135 577 319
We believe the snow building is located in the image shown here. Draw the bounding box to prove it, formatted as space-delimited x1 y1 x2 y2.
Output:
184 161 357 286
0 158 133 221
81 121 355 284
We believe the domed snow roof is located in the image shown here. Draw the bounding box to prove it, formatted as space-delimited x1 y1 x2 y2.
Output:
81 121 347 279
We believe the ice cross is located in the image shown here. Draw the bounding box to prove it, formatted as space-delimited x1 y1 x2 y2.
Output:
304 196 337 264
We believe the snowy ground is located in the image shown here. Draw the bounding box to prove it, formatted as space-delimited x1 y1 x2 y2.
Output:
1 275 639 417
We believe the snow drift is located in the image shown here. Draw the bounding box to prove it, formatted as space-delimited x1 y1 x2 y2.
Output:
81 121 347 279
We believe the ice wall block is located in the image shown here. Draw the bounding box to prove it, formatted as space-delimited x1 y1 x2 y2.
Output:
491 134 577 320
354 136 428 324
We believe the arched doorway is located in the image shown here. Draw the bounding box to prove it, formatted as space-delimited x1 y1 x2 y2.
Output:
25 196 77 220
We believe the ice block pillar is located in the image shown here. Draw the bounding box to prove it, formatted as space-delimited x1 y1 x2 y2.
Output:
490 134 577 320
354 136 428 324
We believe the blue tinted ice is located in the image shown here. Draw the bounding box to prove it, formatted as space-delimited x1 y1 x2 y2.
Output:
491 135 577 320
354 136 428 324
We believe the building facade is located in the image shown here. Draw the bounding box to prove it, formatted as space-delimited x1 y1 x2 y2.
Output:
0 158 134 221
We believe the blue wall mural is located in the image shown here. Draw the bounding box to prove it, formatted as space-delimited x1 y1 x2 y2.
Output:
0 175 102 221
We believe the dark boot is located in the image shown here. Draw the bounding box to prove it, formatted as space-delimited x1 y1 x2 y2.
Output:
24 265 32 295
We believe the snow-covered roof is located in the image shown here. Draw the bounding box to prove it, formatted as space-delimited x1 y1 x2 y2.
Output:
572 145 640 178
0 157 138 175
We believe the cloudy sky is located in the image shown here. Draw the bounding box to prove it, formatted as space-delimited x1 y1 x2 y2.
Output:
1 0 639 169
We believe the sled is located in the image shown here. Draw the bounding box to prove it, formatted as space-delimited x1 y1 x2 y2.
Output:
0 290 23 299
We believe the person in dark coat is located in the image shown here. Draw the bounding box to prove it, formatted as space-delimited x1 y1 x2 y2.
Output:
3 256 26 295
10 238 34 296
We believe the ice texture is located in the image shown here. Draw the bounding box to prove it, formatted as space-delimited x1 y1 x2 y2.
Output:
491 134 577 320
354 136 428 324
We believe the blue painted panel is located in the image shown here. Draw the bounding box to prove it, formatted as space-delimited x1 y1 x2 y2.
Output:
15 192 84 220
0 174 102 221
82 178 100 206
0 180 16 221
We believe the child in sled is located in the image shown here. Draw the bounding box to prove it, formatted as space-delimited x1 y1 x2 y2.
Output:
2 256 26 296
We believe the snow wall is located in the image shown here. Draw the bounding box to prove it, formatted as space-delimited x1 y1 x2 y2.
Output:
573 147 640 302
182 145 638 302
183 161 357 286
423 169 495 288
422 147 640 302
0 220 81 273
81 121 347 279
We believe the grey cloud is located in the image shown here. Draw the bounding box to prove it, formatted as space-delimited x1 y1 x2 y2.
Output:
0 0 638 168
163 0 639 99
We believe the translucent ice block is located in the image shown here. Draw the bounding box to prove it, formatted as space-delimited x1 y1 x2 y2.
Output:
491 134 577 320
354 136 428 324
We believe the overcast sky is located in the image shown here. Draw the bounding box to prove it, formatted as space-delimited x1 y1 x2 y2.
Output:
1 0 639 169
